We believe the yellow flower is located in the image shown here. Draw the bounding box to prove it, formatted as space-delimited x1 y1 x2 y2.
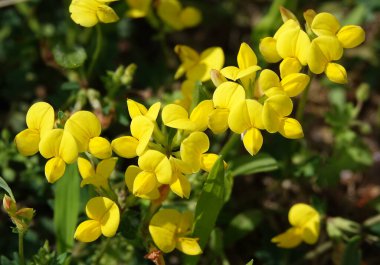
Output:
169 157 192 199
125 150 172 197
174 45 224 82
74 197 120 242
15 102 54 156
228 99 264 155
199 153 227 172
69 0 119 27
126 0 151 18
88 136 112 159
180 132 209 173
157 0 202 31
149 209 202 255
308 36 347 84
162 100 214 132
127 99 161 121
220 42 261 89
78 157 117 190
39 129 78 183
311 12 365 48
272 203 320 248
209 81 245 134
125 165 160 200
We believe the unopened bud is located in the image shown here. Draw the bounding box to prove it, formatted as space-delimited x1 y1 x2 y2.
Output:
280 6 298 23
121 63 137 86
3 195 16 214
210 69 227 87
304 9 317 35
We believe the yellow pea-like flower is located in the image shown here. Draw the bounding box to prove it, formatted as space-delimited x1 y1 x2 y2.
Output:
127 99 161 121
69 0 119 27
278 117 304 139
262 94 293 134
149 209 202 255
169 157 192 199
15 102 55 156
88 136 112 159
111 136 139 158
272 203 320 248
174 45 225 82
209 81 245 134
220 42 261 89
39 129 78 183
180 132 209 173
157 0 201 31
78 157 117 190
130 115 155 156
74 196 120 242
126 0 151 18
125 165 160 200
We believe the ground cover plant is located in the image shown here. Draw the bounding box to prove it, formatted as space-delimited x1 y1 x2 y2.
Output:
1 0 380 264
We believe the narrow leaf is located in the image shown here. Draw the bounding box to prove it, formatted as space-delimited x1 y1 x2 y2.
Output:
0 176 15 201
340 236 362 265
54 163 80 253
230 153 278 177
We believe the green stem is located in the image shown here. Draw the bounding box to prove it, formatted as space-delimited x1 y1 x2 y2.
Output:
220 133 240 158
18 231 25 265
295 71 313 122
87 25 103 81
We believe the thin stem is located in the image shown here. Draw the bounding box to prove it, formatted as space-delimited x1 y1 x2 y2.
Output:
296 71 313 122
94 237 111 265
220 133 240 158
18 231 25 265
87 25 103 81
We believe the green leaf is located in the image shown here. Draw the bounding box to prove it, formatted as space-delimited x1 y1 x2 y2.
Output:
185 157 225 265
0 176 15 201
224 210 262 247
54 163 80 253
340 236 362 265
53 44 87 69
230 153 278 177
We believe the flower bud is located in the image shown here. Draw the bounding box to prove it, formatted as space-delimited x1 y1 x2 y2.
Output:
3 195 16 214
279 6 298 23
210 69 227 87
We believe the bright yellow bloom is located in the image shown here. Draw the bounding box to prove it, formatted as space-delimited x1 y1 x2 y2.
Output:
126 0 151 18
174 45 224 82
69 0 119 27
157 0 202 31
228 99 264 155
39 129 78 183
149 209 202 255
199 153 227 172
209 81 245 134
88 136 112 159
162 100 214 132
272 203 320 248
125 150 172 197
15 102 54 156
180 132 209 173
78 157 117 189
125 165 160 200
220 42 261 89
74 197 120 242
259 69 310 97
311 12 365 49
111 136 139 158
127 99 161 121
278 118 304 139
308 36 347 84
169 157 192 198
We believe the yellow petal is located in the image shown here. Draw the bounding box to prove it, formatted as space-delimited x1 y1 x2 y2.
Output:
111 136 138 158
74 220 102 242
88 136 112 159
325 62 347 84
288 203 319 228
59 130 78 164
78 157 95 179
281 73 310 97
157 0 183 30
235 65 261 80
273 19 300 39
180 6 202 28
228 100 251 134
162 104 194 130
97 4 119 24
279 6 298 23
96 157 117 180
39 129 62 159
188 47 224 82
26 102 54 136
278 118 304 139
177 211 193 235
146 102 161 121
45 157 66 183
279 57 302 78
200 153 227 172
311 12 340 36
302 219 320 245
149 209 180 253
14 129 40 156
208 108 229 134
130 116 154 156
263 95 293 133
138 150 172 184
126 0 151 18
271 227 303 248
65 111 101 152
127 99 148 119
213 81 245 109
308 36 343 74
237 42 257 69
303 9 316 32
259 37 281 63
170 171 191 198
190 100 214 131
220 66 240 81
180 132 209 172
133 171 158 196
210 69 227 87
69 0 99 27
337 25 365 49
276 28 310 65
176 237 202 255
125 165 160 200
258 69 280 93
242 127 263 156
86 197 120 237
